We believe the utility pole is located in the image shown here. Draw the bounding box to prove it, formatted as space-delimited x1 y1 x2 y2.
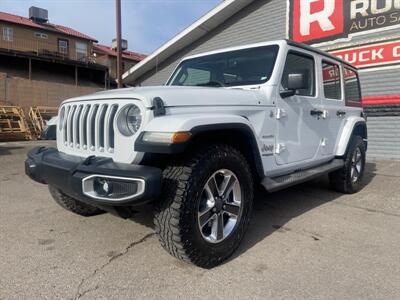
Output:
116 0 123 88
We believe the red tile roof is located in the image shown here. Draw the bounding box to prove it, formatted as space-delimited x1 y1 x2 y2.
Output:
93 44 146 62
0 11 97 42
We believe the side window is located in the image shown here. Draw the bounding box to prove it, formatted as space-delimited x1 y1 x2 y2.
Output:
322 61 341 100
58 39 69 55
281 52 315 97
344 67 361 103
2 27 13 41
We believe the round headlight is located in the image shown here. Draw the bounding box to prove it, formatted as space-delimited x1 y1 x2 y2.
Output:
117 104 142 136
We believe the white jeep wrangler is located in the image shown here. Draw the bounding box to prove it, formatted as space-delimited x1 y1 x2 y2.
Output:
26 40 367 268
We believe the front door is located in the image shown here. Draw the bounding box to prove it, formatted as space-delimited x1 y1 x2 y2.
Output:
275 51 323 165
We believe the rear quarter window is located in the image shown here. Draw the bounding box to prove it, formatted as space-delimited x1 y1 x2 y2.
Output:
344 67 362 106
322 61 341 100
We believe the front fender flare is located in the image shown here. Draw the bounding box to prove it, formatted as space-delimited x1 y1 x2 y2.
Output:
135 114 264 177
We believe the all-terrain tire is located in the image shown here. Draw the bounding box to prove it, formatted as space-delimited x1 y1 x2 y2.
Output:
154 144 254 268
48 185 104 216
329 135 366 194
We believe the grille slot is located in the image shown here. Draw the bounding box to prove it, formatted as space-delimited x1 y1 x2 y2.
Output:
67 105 76 147
80 105 90 149
107 105 118 150
73 105 83 147
97 104 108 151
61 103 119 154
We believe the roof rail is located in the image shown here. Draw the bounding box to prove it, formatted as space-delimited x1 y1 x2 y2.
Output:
285 39 356 70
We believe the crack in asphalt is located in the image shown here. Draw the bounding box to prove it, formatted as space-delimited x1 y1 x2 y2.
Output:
72 233 155 300
335 202 400 217
373 173 400 178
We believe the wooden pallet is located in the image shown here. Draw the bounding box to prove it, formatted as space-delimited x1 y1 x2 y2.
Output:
0 105 32 141
28 106 58 138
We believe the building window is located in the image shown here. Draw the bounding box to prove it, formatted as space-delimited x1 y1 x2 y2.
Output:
281 52 315 97
34 32 48 39
2 27 13 41
75 41 87 60
344 67 361 103
58 39 69 55
322 61 341 100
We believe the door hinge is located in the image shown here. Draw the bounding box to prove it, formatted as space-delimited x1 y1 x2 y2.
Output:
276 108 287 120
275 143 286 154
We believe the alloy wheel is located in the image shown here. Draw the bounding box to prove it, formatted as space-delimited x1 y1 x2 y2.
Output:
197 169 242 243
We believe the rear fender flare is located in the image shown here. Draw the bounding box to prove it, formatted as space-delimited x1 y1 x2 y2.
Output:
335 117 367 157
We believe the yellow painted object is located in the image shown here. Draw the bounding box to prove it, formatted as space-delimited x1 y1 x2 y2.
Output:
28 106 58 137
0 105 32 141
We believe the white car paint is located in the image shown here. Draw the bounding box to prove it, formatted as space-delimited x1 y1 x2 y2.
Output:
57 40 366 180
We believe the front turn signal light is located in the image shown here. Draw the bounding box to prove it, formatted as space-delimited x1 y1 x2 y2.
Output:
171 132 192 144
142 131 191 144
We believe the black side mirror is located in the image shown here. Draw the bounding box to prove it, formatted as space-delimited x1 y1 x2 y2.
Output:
280 72 309 98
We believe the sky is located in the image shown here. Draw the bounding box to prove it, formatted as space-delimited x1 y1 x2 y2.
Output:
1 0 222 54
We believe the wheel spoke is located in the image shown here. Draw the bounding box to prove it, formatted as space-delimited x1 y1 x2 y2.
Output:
207 176 219 197
213 213 224 240
220 175 236 198
199 209 214 228
353 166 359 178
224 202 240 216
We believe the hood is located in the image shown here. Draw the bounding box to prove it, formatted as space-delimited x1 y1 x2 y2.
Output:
62 86 263 108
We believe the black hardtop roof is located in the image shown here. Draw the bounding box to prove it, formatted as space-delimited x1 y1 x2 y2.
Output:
285 39 356 70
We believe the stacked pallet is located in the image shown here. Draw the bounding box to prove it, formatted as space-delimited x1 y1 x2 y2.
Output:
28 106 58 138
0 105 32 141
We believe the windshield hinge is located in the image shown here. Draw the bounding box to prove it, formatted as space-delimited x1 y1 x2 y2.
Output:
152 97 166 117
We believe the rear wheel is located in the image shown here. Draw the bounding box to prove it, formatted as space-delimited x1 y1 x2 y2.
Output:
154 144 254 268
329 135 366 194
48 185 104 216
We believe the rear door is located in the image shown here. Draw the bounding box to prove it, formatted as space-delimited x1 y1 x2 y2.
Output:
319 59 345 157
275 50 323 165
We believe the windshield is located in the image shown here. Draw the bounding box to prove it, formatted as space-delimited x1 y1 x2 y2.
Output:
167 45 279 87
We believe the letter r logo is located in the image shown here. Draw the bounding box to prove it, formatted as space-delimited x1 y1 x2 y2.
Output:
290 0 344 43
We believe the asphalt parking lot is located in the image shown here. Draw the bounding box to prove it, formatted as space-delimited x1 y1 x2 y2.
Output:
0 141 399 299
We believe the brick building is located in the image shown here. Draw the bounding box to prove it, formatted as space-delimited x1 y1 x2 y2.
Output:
0 7 143 111
93 43 145 82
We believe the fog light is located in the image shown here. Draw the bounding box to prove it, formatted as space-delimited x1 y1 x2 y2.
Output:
82 175 145 201
93 178 113 196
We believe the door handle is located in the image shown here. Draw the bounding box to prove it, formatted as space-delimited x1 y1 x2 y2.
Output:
336 110 346 117
310 109 323 116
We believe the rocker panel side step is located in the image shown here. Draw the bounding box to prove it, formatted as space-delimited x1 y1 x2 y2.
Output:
262 159 344 192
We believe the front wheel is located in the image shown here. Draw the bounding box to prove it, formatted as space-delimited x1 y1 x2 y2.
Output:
154 144 254 268
329 135 366 194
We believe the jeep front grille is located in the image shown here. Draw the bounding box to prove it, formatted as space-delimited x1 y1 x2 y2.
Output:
60 103 119 154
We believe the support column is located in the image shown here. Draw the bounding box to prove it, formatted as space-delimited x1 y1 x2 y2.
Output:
28 58 32 80
75 66 78 86
116 0 123 88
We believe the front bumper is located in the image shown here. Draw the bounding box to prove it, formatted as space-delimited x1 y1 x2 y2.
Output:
25 147 162 208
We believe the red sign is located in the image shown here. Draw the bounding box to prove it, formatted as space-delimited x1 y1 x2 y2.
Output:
291 0 344 43
330 40 400 68
288 0 400 45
